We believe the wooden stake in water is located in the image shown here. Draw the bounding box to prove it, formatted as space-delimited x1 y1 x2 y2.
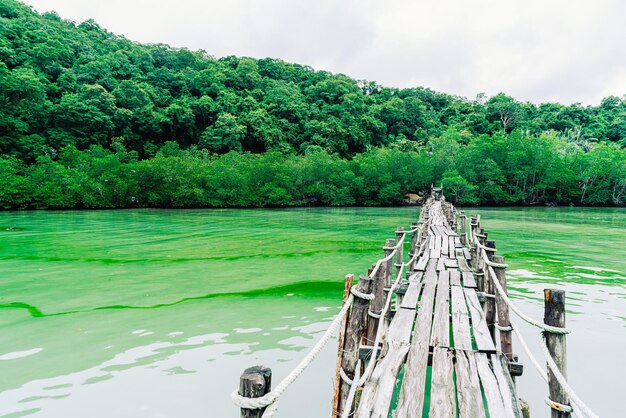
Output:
332 274 354 414
239 366 272 418
544 289 570 418
493 254 513 360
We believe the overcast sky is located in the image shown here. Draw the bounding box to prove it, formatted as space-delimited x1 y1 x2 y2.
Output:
23 0 626 105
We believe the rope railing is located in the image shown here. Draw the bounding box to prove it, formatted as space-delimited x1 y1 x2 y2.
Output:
232 211 431 417
470 230 599 418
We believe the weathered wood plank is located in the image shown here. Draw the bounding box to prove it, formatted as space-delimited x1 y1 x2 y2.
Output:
491 354 522 418
455 351 486 418
464 288 496 352
449 270 461 287
430 271 450 348
436 257 446 271
451 286 472 350
462 271 478 288
449 237 456 257
475 353 508 417
441 233 449 256
454 236 462 247
400 275 423 310
357 309 417 418
463 248 471 260
428 348 456 418
434 235 442 255
415 251 429 271
458 256 471 272
445 258 459 269
396 281 437 416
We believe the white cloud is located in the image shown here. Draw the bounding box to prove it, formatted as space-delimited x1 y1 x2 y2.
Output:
22 0 626 105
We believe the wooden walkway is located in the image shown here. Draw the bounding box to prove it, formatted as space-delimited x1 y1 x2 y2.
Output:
353 199 522 418
236 189 590 418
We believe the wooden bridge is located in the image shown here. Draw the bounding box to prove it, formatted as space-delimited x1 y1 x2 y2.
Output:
233 189 591 418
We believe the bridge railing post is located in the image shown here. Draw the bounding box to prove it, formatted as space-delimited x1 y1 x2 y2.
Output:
332 273 355 413
238 366 272 418
544 289 570 418
459 211 467 246
337 274 373 415
492 255 513 360
383 238 395 319
484 239 497 344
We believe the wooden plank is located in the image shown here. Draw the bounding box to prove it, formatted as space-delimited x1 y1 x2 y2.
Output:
428 348 456 418
448 237 456 257
451 286 472 350
449 270 461 287
430 271 450 348
387 308 417 345
423 262 438 284
441 233 449 256
462 271 478 288
463 248 471 260
464 288 496 352
444 258 458 269
455 351 486 418
408 271 422 284
491 354 522 418
433 235 442 255
400 278 423 310
415 251 429 271
436 257 446 271
357 309 417 418
475 353 508 418
458 257 471 272
454 236 462 247
396 281 437 416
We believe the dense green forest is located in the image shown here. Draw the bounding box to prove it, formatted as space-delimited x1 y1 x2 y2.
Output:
1 0 625 208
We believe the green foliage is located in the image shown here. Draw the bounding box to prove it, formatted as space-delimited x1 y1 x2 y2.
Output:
0 0 625 209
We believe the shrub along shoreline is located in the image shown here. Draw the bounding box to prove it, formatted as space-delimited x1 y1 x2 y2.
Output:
2 130 625 210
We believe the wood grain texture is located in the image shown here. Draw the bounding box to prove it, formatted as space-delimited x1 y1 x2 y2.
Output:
429 348 456 418
451 286 472 350
475 353 507 418
455 351 486 418
430 270 450 348
395 281 437 417
464 288 496 352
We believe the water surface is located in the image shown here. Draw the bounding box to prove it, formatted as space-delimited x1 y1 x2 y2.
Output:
0 207 623 417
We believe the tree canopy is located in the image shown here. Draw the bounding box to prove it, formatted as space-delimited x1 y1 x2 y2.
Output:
0 0 625 209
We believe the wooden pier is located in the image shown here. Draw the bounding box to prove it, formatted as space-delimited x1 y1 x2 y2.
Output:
341 196 523 417
233 189 589 418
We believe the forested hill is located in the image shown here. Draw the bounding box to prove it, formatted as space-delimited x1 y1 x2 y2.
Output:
1 0 625 209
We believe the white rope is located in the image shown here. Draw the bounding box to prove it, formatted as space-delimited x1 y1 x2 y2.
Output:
231 292 355 416
340 360 361 418
231 214 431 417
540 333 599 418
476 242 570 335
339 212 431 414
350 286 375 301
511 320 587 418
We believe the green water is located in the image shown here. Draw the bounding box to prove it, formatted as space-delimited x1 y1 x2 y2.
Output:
0 207 623 417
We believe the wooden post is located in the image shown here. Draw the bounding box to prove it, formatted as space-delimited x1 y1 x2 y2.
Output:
408 222 418 272
338 274 373 414
395 226 404 280
239 366 272 418
383 238 395 316
459 211 467 246
366 256 386 345
332 274 355 414
493 255 513 360
544 289 570 418
484 239 497 344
